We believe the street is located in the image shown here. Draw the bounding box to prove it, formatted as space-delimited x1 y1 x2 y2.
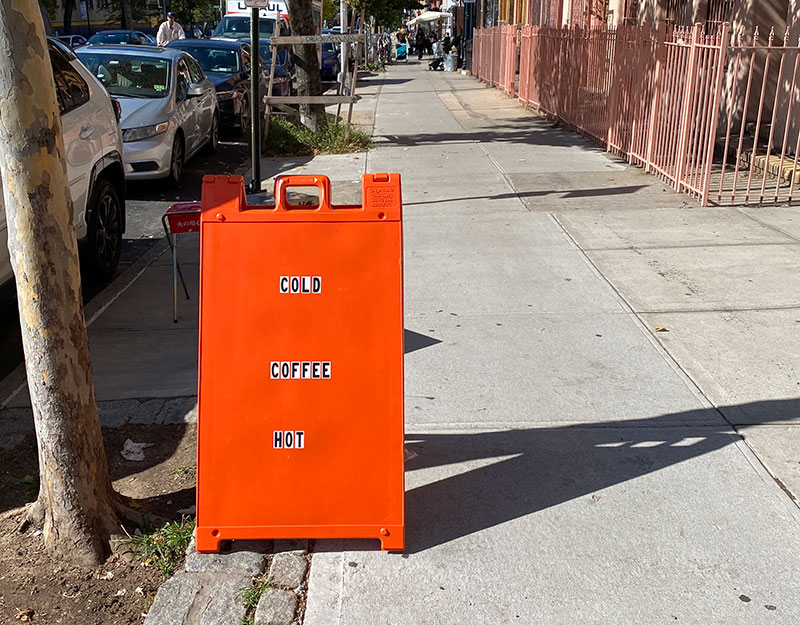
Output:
0 0 800 625
0 135 249 382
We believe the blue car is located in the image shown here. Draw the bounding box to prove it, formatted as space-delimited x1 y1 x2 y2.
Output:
168 39 257 131
238 38 293 97
321 42 339 81
86 30 154 46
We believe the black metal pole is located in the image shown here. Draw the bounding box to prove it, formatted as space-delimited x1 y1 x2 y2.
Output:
249 7 261 193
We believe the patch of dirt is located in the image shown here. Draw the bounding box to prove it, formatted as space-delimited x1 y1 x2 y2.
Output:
0 424 196 625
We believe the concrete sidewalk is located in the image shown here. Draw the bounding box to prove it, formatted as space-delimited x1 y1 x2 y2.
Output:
300 62 800 624
2 60 799 624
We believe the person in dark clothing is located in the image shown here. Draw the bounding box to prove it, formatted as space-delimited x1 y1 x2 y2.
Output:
442 34 452 54
416 29 426 60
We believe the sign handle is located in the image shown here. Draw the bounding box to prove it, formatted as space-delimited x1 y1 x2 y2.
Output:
274 175 332 210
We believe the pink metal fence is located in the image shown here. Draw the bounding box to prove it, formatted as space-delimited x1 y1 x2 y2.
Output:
473 21 800 206
473 24 516 96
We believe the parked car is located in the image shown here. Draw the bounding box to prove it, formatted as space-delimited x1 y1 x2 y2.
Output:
321 41 339 80
76 45 219 186
212 14 280 40
167 39 256 131
86 30 154 46
0 38 126 289
57 34 87 48
239 39 293 97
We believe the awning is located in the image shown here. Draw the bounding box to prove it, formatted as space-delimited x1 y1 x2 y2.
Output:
407 11 453 26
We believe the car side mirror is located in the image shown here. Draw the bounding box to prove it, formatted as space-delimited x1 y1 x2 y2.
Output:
187 83 205 97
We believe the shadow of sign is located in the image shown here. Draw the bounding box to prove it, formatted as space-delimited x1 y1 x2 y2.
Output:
404 329 443 354
403 401 799 553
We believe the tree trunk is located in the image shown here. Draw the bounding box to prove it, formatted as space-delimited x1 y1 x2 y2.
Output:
0 0 123 566
63 0 74 32
121 0 133 29
286 0 327 131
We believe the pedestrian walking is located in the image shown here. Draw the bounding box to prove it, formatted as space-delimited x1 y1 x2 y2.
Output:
416 29 426 60
156 12 185 47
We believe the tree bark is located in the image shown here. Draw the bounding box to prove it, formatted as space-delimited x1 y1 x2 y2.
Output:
286 0 327 131
121 0 133 29
0 0 123 566
63 0 74 32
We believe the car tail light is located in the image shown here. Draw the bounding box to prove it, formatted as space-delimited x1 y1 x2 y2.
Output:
111 98 122 123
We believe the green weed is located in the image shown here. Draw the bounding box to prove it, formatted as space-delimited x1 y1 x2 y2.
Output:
21 474 39 497
262 116 372 157
169 464 196 477
240 575 272 624
124 517 195 579
360 62 387 72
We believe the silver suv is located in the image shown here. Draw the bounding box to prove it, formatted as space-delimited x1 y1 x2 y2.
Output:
0 38 126 288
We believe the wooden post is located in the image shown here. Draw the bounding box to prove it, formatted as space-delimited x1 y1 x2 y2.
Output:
346 9 366 134
262 42 279 149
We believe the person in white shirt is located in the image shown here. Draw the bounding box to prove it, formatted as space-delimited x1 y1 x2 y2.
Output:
156 12 185 46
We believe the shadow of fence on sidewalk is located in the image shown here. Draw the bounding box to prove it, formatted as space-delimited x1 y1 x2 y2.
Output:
376 124 607 150
404 185 649 206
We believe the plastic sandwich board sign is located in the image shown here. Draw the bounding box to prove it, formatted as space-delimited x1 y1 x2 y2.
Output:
195 173 405 552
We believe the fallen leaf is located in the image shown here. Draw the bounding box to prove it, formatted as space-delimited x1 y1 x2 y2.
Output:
100 571 114 580
15 609 34 622
655 328 670 333
564 278 572 282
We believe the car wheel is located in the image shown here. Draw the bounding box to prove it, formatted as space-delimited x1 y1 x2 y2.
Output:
168 134 184 187
239 96 250 134
204 111 219 154
83 178 122 283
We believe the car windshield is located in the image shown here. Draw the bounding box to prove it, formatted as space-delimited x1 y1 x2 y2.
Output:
87 32 130 44
173 45 239 73
77 53 171 98
212 16 276 39
322 43 337 54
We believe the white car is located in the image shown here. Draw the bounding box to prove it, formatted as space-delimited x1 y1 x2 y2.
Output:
76 45 219 186
0 39 126 288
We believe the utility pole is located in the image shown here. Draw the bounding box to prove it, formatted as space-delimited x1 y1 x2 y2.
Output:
340 0 348 85
250 5 261 192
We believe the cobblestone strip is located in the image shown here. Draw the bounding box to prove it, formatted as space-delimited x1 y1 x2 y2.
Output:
143 538 312 625
254 540 311 625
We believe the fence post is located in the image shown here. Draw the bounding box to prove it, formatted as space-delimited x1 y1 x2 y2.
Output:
700 22 730 206
674 23 704 192
508 26 517 97
644 23 667 172
606 25 624 150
